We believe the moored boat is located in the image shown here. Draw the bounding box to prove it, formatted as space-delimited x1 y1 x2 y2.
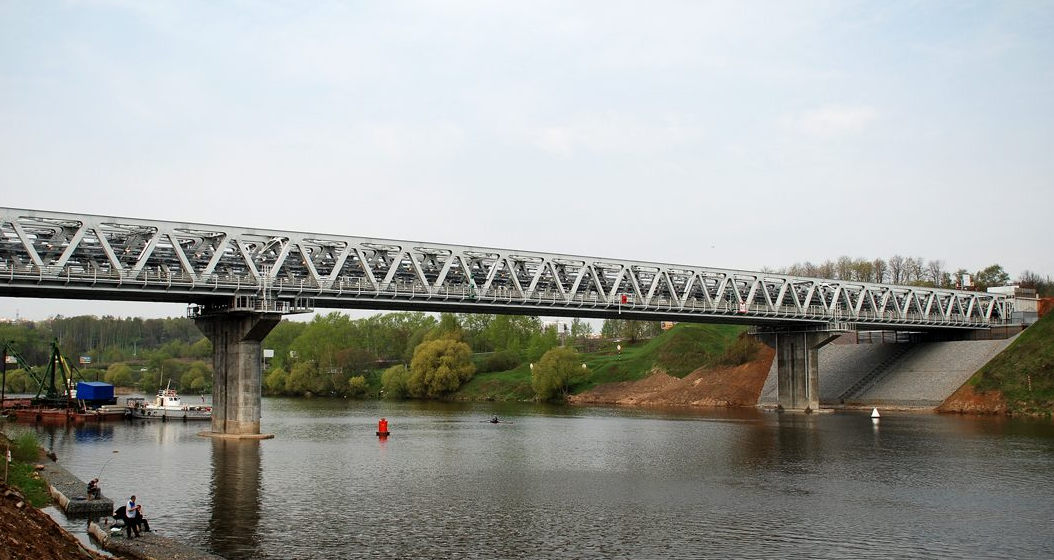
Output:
10 406 126 423
127 386 212 421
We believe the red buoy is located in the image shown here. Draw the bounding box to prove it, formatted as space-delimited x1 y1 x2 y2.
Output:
376 417 390 437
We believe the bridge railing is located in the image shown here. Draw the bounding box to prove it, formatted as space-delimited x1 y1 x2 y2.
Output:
0 207 1011 328
0 260 1001 327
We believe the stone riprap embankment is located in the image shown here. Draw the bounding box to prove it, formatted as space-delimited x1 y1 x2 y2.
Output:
759 336 1017 409
88 520 226 560
37 461 114 516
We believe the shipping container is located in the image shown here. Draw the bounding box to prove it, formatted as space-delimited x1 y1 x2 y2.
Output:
76 381 115 401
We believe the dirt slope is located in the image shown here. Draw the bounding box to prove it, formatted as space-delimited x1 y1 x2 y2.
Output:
0 484 108 560
569 345 775 407
938 383 1007 415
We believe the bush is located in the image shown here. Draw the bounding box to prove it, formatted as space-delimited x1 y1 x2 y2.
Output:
531 347 590 402
407 339 475 398
2 369 30 393
263 367 289 395
717 334 763 367
478 350 522 373
381 365 410 399
11 430 41 462
347 375 368 398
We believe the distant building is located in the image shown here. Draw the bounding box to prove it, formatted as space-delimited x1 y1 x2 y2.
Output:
660 321 676 331
543 320 570 334
988 285 1040 324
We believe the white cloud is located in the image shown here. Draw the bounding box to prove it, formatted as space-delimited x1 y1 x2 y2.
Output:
533 113 703 157
781 104 879 138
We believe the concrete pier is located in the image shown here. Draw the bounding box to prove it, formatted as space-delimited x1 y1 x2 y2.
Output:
761 330 838 412
194 312 281 436
37 461 114 516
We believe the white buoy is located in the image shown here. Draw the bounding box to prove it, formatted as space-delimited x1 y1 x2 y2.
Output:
871 407 881 419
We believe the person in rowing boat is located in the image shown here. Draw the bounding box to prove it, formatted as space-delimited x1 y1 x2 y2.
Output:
490 416 500 424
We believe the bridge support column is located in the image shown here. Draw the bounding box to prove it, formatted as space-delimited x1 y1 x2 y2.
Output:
762 330 839 412
194 312 281 436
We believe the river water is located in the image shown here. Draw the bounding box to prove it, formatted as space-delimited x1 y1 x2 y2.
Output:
24 399 1054 559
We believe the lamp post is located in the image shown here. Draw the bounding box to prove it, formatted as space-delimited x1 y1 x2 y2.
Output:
1 342 7 411
1 340 13 411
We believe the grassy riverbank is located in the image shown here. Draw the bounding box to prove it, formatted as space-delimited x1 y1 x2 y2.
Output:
453 323 749 401
0 426 54 507
967 312 1054 415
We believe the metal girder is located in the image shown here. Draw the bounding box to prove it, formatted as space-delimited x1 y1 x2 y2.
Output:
0 207 1013 329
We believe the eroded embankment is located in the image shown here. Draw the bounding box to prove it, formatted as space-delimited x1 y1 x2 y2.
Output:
0 483 107 560
569 345 775 407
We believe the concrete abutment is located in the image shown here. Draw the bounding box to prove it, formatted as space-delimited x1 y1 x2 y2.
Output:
194 312 281 436
759 330 839 412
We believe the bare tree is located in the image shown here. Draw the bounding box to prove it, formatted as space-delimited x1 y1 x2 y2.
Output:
906 256 925 283
926 260 946 287
854 258 875 282
888 254 905 284
872 258 887 283
835 256 854 280
1018 270 1040 287
816 260 835 279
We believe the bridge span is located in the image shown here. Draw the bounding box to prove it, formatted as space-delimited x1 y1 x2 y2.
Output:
0 208 1014 434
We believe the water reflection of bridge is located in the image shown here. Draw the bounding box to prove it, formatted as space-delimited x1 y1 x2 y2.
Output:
208 439 262 559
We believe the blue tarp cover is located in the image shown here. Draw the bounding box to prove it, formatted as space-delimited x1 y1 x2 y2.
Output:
76 381 115 401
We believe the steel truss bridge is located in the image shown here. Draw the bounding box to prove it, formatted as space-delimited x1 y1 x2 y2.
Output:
0 208 1011 331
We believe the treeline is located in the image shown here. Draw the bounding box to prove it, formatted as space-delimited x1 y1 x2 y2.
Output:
0 315 205 366
261 312 605 397
772 256 1053 297
0 316 211 396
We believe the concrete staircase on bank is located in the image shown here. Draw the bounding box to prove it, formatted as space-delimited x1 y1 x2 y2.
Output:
758 335 1018 409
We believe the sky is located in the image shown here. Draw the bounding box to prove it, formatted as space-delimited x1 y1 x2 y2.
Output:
1 0 1052 321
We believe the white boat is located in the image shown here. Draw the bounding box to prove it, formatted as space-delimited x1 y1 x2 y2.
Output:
127 386 212 421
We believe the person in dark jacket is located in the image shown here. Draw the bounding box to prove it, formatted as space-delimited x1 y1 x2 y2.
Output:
87 478 101 500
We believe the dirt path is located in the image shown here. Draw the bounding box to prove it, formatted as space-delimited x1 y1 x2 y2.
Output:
570 346 775 408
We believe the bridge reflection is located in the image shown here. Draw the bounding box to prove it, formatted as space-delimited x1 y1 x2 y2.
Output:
207 438 262 560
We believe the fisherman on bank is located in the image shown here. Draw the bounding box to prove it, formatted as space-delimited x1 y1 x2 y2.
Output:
86 478 101 500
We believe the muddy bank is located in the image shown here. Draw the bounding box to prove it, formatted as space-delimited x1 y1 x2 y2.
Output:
570 346 775 407
938 384 1007 415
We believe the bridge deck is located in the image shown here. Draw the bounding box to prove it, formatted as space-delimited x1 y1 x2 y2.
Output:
0 207 1011 330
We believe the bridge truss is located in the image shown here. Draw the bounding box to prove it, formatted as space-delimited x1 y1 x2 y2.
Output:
0 208 1011 330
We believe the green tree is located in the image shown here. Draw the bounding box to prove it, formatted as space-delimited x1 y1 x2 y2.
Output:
425 313 464 343
974 264 1010 289
262 320 308 371
138 370 162 393
407 338 475 398
381 364 411 398
104 363 134 388
190 338 212 359
179 361 211 392
526 326 560 362
2 369 29 393
285 362 317 395
570 318 593 339
347 375 368 398
531 347 590 401
264 367 289 395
